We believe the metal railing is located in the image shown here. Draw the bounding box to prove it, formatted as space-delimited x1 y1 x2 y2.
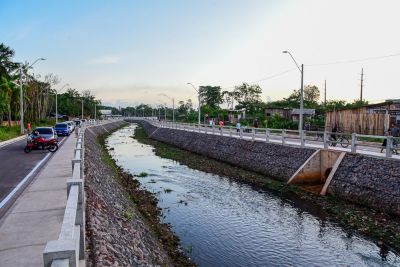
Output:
43 123 86 267
128 117 399 159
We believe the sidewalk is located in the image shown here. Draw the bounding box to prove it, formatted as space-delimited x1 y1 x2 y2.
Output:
0 134 77 267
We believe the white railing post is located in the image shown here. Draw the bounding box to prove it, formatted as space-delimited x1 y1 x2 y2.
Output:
301 130 305 147
240 128 243 139
351 133 357 153
212 125 215 135
252 128 255 141
265 129 270 142
323 131 328 149
282 130 286 145
386 136 393 158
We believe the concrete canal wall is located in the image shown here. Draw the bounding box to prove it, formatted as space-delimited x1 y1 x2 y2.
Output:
133 120 400 217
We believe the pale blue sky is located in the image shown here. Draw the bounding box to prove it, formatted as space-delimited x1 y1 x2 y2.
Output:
1 0 399 107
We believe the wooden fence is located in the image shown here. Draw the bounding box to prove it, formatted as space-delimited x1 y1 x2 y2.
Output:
325 110 388 135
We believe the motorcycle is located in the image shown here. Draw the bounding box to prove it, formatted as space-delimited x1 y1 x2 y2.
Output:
24 135 59 153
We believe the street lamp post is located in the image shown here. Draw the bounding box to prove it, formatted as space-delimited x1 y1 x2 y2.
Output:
282 51 304 145
19 58 45 134
159 94 175 124
56 83 69 123
187 82 201 125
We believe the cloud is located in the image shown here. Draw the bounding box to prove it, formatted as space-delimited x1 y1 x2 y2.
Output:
87 55 121 65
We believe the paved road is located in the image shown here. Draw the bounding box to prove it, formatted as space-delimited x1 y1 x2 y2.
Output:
0 137 64 208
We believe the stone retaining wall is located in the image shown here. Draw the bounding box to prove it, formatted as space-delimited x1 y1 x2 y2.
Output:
84 121 174 266
133 120 400 216
136 120 315 181
328 153 400 216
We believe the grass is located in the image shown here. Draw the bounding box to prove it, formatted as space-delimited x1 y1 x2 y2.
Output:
0 125 20 141
136 172 148 177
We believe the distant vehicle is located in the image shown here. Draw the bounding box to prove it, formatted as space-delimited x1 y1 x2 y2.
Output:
65 121 75 132
54 123 70 136
30 127 56 140
88 119 96 125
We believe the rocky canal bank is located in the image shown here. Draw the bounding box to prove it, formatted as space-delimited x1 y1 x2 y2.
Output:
131 123 400 254
84 122 194 266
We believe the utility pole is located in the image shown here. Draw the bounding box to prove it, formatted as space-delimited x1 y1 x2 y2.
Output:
324 80 327 106
81 99 84 119
360 68 364 102
94 104 97 120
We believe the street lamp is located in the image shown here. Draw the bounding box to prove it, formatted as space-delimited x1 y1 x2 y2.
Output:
55 83 69 123
282 51 304 144
159 93 175 124
19 58 45 134
187 82 201 125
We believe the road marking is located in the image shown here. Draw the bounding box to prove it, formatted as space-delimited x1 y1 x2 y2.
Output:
0 137 66 210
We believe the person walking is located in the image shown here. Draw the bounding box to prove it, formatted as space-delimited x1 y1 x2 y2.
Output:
253 119 259 134
218 120 224 131
381 128 391 153
27 122 31 134
236 121 241 134
74 124 79 138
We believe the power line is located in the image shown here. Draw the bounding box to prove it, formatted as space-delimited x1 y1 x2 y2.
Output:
221 67 296 91
306 52 400 67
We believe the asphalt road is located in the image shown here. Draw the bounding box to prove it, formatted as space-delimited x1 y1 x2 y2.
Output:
0 137 64 206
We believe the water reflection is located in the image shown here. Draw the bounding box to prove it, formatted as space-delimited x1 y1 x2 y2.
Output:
107 125 400 267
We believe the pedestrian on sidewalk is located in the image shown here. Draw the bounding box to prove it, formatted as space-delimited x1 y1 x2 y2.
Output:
236 121 241 134
253 119 259 134
75 125 79 138
218 120 224 131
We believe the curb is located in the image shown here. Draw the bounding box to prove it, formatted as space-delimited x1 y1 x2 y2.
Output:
0 135 26 149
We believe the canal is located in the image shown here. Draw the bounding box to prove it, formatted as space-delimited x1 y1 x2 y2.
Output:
106 124 400 267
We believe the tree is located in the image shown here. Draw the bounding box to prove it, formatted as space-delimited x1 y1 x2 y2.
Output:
199 85 223 109
233 83 262 104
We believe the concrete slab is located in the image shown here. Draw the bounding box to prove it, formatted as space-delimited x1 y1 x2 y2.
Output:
11 190 66 213
27 178 66 193
0 243 44 267
0 209 64 250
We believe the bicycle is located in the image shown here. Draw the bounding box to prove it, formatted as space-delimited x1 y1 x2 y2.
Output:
328 134 350 148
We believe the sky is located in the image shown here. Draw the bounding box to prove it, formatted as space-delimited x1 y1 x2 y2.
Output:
1 0 399 108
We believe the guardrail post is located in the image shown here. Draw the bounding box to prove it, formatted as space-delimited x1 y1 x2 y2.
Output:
351 133 357 153
300 130 305 147
323 131 328 149
240 128 243 139
282 130 286 145
252 128 255 141
265 129 270 142
386 136 393 158
212 125 215 135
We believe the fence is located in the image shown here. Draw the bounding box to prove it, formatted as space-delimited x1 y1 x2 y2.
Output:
43 124 86 267
130 117 399 159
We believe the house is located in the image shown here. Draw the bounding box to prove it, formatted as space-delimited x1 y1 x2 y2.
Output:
324 99 400 135
264 108 315 121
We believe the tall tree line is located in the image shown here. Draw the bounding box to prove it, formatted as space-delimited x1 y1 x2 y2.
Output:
0 43 100 126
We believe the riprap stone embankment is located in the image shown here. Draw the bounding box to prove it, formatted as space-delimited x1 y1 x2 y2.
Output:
84 121 174 266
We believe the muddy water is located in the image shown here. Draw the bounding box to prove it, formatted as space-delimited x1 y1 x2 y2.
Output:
107 125 400 267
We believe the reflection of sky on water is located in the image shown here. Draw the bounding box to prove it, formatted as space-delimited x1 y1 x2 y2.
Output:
107 125 400 267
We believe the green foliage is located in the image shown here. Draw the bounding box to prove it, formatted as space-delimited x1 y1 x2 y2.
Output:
199 85 223 108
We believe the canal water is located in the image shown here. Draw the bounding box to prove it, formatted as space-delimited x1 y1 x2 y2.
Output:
106 125 400 267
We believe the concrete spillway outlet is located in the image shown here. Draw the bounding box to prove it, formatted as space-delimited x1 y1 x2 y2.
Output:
287 149 346 195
